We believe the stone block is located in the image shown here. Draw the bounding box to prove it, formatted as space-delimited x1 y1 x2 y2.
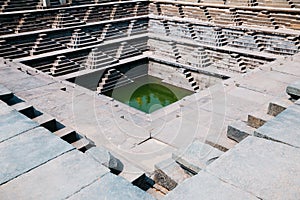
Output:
67 173 155 200
286 80 300 99
0 150 109 200
267 100 292 116
227 120 255 142
254 104 300 148
154 158 191 191
0 110 39 143
0 127 74 185
172 140 223 174
0 84 13 102
164 171 258 200
86 146 123 174
207 136 300 200
247 112 273 129
0 101 13 116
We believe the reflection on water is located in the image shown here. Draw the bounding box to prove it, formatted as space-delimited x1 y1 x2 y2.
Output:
103 75 193 113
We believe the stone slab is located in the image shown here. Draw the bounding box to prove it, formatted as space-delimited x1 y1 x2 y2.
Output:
164 171 258 200
207 136 300 200
0 127 74 185
154 158 191 191
286 80 300 99
0 150 110 200
0 84 13 102
0 110 39 143
172 140 223 174
68 173 155 200
0 66 55 94
227 120 255 143
247 111 273 129
267 99 292 116
0 101 13 116
86 146 123 173
254 104 300 148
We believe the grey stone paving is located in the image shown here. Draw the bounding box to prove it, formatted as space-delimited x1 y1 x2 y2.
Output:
254 104 300 148
0 150 110 200
0 127 74 185
68 173 155 200
207 136 300 200
164 171 258 200
0 67 54 93
0 110 39 142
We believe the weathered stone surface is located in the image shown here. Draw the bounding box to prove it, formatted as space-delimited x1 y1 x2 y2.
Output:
0 110 39 142
207 136 300 200
0 73 54 93
68 173 155 200
86 146 123 173
286 80 300 99
172 140 223 174
0 127 74 185
254 104 300 148
154 158 191 191
227 120 255 142
0 150 109 200
164 171 258 200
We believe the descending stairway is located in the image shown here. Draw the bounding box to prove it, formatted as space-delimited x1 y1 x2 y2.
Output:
179 68 200 92
52 10 85 28
50 55 84 76
67 29 101 49
97 68 133 93
185 47 212 68
30 33 65 55
85 47 118 69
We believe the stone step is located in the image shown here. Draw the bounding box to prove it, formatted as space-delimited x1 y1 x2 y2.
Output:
71 137 93 152
53 127 78 143
267 99 293 116
227 120 256 143
0 150 109 199
86 146 123 175
10 102 39 119
67 173 155 200
0 84 13 102
172 140 223 174
0 127 74 185
286 80 300 99
153 158 191 191
32 113 57 132
247 111 274 129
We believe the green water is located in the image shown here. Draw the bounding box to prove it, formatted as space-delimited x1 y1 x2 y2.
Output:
104 75 193 113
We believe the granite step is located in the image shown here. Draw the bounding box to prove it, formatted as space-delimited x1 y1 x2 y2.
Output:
227 120 256 142
67 173 155 200
267 99 293 116
172 140 223 174
247 111 274 129
153 158 191 191
0 150 109 200
286 80 300 99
